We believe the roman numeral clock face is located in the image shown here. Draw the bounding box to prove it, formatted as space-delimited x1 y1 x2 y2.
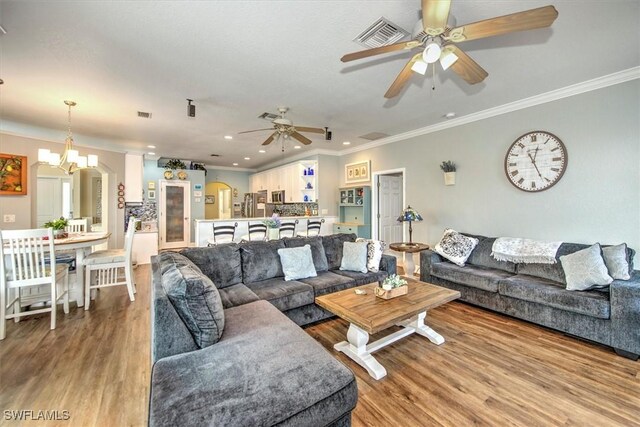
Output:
505 131 567 192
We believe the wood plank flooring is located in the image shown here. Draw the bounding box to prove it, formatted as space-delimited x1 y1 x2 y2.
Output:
1 264 639 426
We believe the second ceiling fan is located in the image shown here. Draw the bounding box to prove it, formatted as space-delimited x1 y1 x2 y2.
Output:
239 107 326 146
341 0 558 98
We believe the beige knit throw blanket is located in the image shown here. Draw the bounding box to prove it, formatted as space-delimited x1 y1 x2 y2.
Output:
491 237 563 264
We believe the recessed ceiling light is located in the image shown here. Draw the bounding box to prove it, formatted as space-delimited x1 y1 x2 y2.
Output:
232 162 238 166
259 150 266 153
294 145 301 149
147 145 156 149
148 152 155 156
444 112 456 119
342 141 351 145
244 157 250 160
224 135 233 140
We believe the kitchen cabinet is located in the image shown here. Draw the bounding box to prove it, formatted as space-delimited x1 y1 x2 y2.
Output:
335 186 371 238
124 153 143 203
250 160 318 204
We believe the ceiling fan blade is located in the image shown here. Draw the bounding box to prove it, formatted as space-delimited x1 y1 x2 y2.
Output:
448 5 558 43
238 128 274 134
447 45 488 85
262 132 278 146
384 53 421 99
422 0 451 35
295 126 325 134
291 132 312 145
341 40 422 62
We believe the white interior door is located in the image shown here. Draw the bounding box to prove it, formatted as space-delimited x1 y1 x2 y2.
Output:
159 180 191 249
378 175 403 244
37 177 70 226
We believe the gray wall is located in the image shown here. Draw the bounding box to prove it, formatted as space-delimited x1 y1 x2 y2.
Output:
340 80 640 260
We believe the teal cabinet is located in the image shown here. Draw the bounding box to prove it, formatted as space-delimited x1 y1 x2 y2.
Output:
335 186 371 238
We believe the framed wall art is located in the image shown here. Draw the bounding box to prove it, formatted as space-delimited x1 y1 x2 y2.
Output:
148 181 156 190
205 195 215 204
345 160 371 184
148 190 156 200
0 153 27 195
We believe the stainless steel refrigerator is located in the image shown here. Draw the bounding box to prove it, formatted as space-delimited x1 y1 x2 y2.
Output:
242 191 267 218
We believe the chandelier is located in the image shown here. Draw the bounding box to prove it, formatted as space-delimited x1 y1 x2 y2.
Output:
38 100 98 174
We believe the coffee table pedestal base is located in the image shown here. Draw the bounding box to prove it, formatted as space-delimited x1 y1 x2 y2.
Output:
334 311 444 380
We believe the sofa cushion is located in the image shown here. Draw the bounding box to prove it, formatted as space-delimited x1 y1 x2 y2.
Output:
602 243 631 280
516 242 591 284
299 271 356 296
561 244 613 291
157 251 200 275
282 236 329 272
322 233 357 270
181 244 242 289
149 300 357 427
246 277 314 311
240 240 285 284
498 274 611 319
434 229 479 267
340 241 368 273
356 238 386 272
217 283 259 309
334 269 388 286
463 234 517 274
431 262 512 293
278 244 318 281
161 264 225 348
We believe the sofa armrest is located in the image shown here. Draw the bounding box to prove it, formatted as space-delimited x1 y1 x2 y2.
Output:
610 271 640 356
379 254 397 276
419 249 443 282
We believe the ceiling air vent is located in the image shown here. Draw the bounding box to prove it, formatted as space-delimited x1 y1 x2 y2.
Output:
258 112 279 121
137 111 152 119
354 17 410 48
359 132 390 141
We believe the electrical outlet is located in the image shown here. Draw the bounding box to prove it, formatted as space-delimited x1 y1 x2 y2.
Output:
3 214 16 223
321 209 328 215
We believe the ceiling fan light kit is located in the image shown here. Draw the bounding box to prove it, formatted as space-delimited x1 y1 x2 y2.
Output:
341 1 558 98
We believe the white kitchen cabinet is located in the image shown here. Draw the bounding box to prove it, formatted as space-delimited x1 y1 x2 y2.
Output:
249 160 318 203
124 153 144 203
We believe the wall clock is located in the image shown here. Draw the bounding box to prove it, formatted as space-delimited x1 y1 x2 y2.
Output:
505 131 567 192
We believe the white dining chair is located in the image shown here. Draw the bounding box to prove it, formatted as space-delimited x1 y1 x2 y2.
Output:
82 218 136 310
66 218 89 233
0 228 69 340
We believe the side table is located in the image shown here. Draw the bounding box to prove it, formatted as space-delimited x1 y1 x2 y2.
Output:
389 243 430 277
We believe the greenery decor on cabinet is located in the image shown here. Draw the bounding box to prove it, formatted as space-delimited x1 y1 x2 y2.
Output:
440 161 456 186
165 159 187 170
190 162 207 176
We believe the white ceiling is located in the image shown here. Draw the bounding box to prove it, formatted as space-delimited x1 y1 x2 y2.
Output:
0 1 639 168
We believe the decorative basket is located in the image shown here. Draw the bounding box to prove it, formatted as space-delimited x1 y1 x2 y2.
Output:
374 285 408 300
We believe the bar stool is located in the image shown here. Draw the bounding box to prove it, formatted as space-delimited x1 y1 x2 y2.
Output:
207 222 238 245
279 220 298 238
297 219 324 237
239 222 267 242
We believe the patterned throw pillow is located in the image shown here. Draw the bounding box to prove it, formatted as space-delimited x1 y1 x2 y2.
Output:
434 228 479 267
602 243 631 280
339 241 368 273
277 244 318 281
561 244 613 291
356 238 386 272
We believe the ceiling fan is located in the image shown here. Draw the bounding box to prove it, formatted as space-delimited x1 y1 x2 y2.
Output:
341 1 558 98
239 107 326 146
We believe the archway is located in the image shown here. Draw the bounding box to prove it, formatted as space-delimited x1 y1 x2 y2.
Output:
205 181 232 219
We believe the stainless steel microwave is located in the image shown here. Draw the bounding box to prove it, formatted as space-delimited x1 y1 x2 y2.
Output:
271 190 285 204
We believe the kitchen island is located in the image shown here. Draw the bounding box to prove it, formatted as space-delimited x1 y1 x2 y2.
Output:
194 216 338 247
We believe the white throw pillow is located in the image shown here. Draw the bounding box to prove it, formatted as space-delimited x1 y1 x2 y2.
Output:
356 238 386 272
277 244 317 281
601 243 631 280
340 241 368 273
434 228 479 267
560 244 613 291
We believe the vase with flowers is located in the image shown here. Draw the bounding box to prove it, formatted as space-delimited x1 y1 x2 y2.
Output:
262 214 282 240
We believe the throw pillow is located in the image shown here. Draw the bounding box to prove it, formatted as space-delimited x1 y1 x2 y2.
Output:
162 264 225 348
356 238 386 272
282 236 329 272
277 244 318 281
339 241 368 273
560 244 613 291
602 243 631 280
434 229 479 267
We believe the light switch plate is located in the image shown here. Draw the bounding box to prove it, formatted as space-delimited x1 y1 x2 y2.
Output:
321 209 328 215
3 214 16 223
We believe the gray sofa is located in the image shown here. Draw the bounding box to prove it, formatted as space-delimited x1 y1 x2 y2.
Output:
150 233 397 426
420 233 640 359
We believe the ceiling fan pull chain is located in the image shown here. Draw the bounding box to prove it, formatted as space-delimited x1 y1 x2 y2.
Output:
432 64 436 91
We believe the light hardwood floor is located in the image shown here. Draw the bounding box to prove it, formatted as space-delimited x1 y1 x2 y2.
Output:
1 265 639 426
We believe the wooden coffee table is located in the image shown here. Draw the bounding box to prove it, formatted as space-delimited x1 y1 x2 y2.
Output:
316 278 460 380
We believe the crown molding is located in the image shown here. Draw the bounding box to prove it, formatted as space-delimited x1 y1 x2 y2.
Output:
340 67 640 156
203 164 256 172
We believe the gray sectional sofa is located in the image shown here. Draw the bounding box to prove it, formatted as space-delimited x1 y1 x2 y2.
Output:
150 233 397 426
420 232 640 359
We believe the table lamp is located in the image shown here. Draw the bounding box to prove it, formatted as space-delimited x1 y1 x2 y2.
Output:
397 205 423 245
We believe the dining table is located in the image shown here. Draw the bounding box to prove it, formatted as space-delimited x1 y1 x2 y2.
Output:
54 231 111 307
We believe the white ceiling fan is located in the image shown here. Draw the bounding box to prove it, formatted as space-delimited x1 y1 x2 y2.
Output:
239 107 326 146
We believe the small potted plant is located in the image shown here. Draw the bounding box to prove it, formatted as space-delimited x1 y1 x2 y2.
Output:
165 158 187 170
262 214 282 240
43 217 69 239
375 274 408 299
440 161 456 185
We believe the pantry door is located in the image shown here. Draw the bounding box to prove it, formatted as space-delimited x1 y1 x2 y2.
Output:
159 180 191 249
